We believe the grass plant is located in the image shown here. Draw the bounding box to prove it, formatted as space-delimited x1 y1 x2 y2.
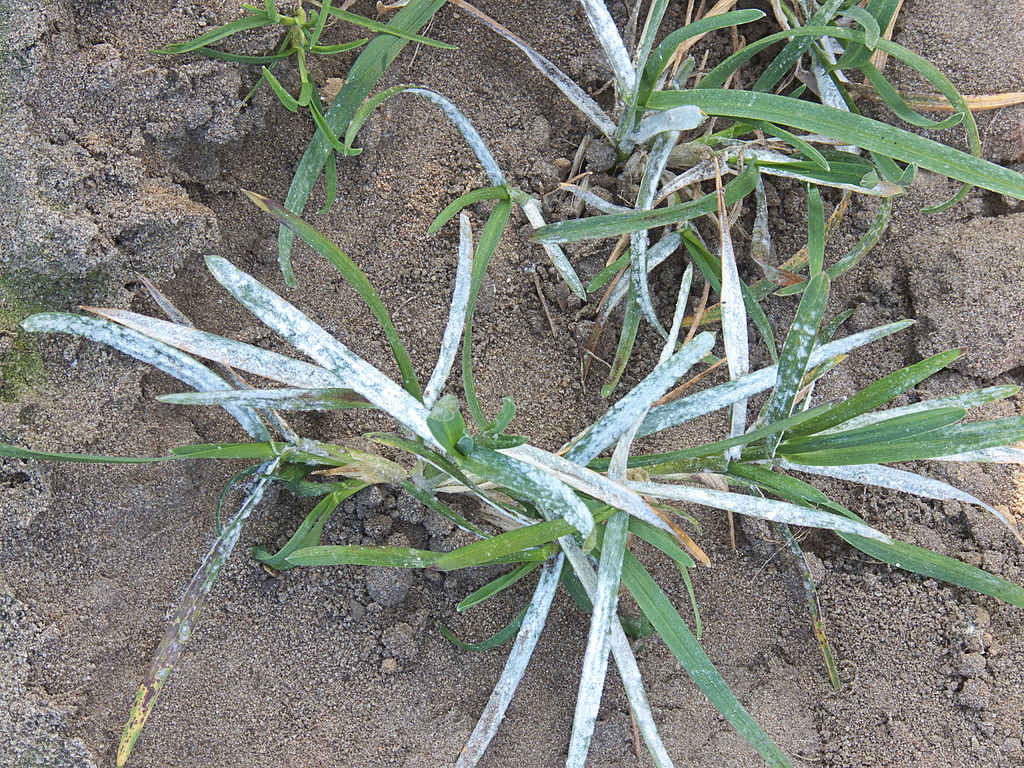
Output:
4 1 1024 766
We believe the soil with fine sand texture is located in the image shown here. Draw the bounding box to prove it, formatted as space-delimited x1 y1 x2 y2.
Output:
2 1 1024 766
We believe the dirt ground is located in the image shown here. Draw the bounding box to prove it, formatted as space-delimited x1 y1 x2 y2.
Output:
2 1 1024 766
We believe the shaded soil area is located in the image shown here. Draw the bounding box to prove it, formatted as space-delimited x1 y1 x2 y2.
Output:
2 1 1024 767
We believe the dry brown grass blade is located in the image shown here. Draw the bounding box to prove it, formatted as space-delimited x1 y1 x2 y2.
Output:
648 501 711 566
667 0 741 76
849 83 1024 113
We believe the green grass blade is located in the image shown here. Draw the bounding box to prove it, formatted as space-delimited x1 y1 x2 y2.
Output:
781 415 1024 466
428 186 509 235
786 349 963 436
400 480 491 540
650 89 1023 201
462 199 511 428
184 47 293 64
252 485 363 569
621 551 793 767
279 0 447 284
754 0 845 92
308 40 368 54
780 408 968 454
439 606 529 651
156 13 271 55
322 6 456 49
640 320 913 437
288 544 446 568
457 562 541 611
761 272 830 453
823 385 1020 434
242 190 423 401
533 163 758 243
0 443 175 464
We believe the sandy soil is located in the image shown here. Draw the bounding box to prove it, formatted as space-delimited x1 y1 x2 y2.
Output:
2 1 1024 766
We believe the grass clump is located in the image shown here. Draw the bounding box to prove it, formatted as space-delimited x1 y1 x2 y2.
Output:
4 2 1024 767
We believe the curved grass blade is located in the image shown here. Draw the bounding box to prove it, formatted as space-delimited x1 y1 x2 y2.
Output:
242 190 422 400
455 555 563 768
156 13 271 55
439 606 529 651
117 457 279 766
23 313 269 441
638 9 765 105
279 0 447 284
754 0 845 93
344 85 505 184
514 191 586 299
578 0 637 97
203 256 433 442
424 214 474 407
428 186 510 235
631 130 684 337
457 562 541 611
252 484 364 569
